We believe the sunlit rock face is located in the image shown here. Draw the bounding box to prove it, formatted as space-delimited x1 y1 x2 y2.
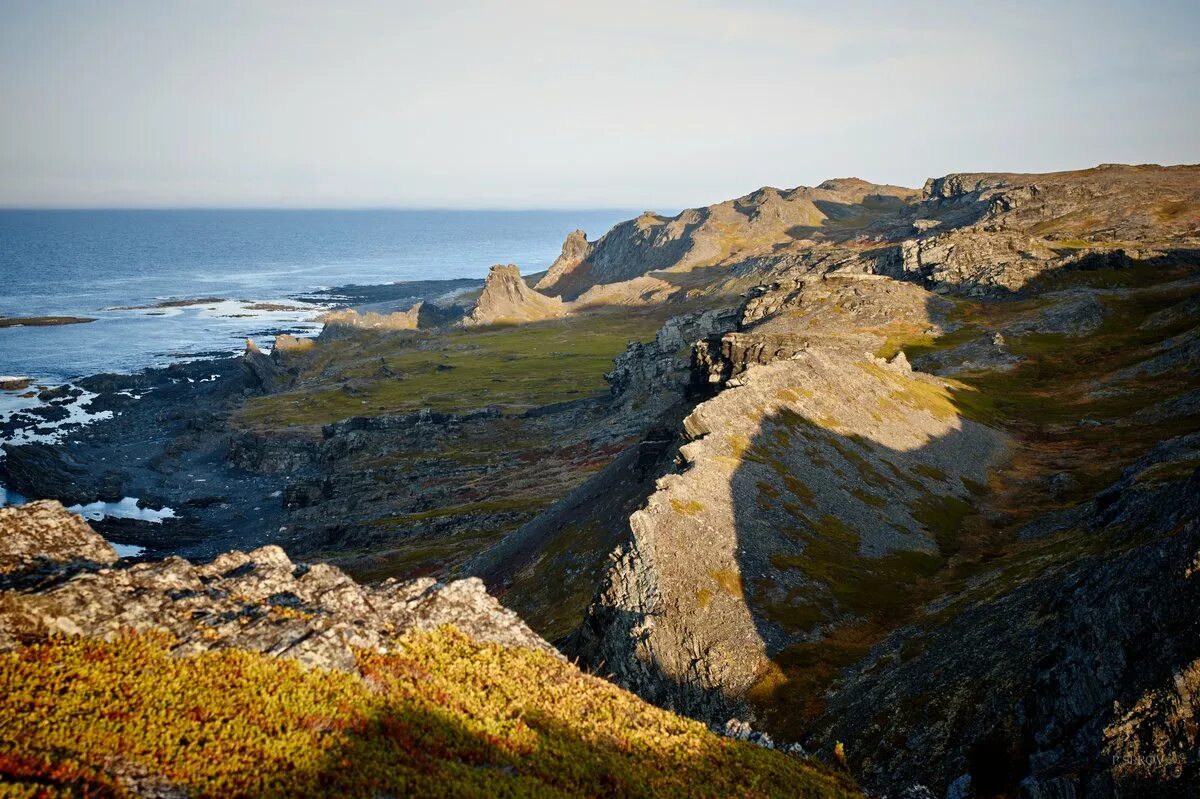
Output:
576 345 1007 721
461 264 566 326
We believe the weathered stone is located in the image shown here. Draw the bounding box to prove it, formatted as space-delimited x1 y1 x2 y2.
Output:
0 501 556 671
462 264 566 326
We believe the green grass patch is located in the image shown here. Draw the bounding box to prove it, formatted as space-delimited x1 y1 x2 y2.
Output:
237 311 667 430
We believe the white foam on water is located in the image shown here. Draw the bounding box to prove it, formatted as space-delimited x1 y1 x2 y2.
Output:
0 387 115 448
67 497 177 524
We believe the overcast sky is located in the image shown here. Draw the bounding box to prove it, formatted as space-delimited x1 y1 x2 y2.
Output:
2 0 1197 209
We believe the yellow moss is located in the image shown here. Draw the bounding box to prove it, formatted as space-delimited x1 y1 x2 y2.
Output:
710 569 745 598
669 497 704 516
0 631 858 798
776 387 815 403
728 434 751 460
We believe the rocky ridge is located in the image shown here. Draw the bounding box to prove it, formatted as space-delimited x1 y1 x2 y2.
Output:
0 501 858 798
533 164 1199 306
570 218 1200 796
0 500 553 670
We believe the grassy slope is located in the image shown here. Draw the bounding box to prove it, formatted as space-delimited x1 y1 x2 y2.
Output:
0 630 857 799
748 261 1200 736
236 311 670 430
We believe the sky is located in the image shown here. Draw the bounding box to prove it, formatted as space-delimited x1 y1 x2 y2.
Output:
1 0 1197 209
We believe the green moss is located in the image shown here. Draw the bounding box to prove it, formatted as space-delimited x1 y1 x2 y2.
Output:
912 463 947 482
782 475 816 506
909 495 975 557
0 631 858 798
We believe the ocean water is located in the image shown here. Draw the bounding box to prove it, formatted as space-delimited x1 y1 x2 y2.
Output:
0 209 634 383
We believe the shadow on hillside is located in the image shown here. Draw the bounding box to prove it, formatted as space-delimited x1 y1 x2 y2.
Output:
575 248 1200 795
299 676 854 797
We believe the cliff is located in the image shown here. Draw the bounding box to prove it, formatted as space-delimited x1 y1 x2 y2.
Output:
572 235 1200 796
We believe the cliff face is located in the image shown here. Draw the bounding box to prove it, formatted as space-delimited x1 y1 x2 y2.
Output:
461 264 566 326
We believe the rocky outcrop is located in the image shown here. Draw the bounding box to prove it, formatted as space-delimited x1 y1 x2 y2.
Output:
604 306 740 428
0 500 118 573
534 229 593 291
892 230 1061 295
576 347 1008 719
461 264 566 326
0 501 554 668
696 275 948 385
319 302 424 331
241 337 293 394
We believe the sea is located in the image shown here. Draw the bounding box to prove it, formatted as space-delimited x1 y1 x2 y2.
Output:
0 209 635 383
0 209 635 509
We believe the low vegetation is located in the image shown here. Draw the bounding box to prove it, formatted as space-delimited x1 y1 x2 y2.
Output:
0 630 858 798
236 311 668 430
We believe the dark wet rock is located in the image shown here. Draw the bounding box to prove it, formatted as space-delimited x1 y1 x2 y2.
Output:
0 443 123 506
36 385 76 402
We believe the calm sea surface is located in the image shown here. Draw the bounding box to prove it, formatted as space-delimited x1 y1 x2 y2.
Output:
0 209 635 382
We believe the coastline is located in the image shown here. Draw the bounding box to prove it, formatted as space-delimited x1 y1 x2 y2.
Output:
0 274 487 543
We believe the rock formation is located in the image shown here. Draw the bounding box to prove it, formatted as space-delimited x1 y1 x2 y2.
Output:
319 301 424 331
0 500 554 666
462 264 567 326
534 229 593 291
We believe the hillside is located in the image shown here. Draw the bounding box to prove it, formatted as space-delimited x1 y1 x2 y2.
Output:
0 501 856 798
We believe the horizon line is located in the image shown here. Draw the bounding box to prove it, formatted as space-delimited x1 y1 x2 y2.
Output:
0 205 652 213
